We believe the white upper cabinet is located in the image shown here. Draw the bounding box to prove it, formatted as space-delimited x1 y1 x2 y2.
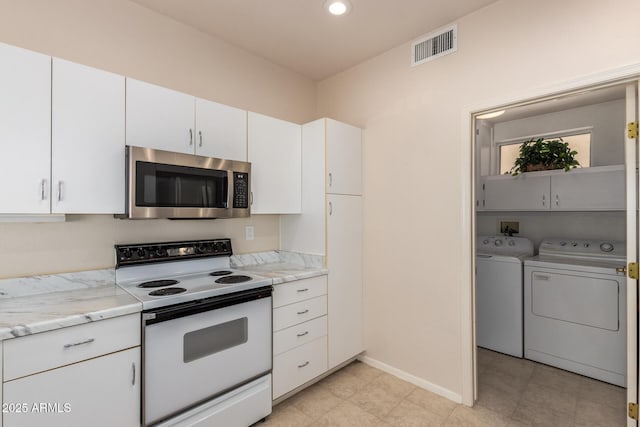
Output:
126 78 195 154
481 165 625 211
483 173 550 211
0 43 51 214
550 165 625 211
127 78 247 160
195 98 247 161
51 58 125 214
248 112 301 214
326 118 362 195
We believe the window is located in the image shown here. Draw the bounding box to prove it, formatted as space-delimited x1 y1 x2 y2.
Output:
498 133 591 175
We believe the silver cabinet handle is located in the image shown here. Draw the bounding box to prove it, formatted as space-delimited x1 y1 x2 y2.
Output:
298 361 310 368
328 172 333 188
189 128 193 146
297 288 309 293
40 179 47 201
297 331 309 337
533 274 549 281
63 338 94 349
132 362 136 386
199 130 203 147
297 309 309 315
57 181 63 202
250 191 254 206
542 194 546 207
329 201 333 215
555 194 559 206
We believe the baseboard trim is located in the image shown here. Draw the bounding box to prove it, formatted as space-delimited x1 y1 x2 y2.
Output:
357 355 463 404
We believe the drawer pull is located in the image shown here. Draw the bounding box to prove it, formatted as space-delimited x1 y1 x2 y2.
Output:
297 331 309 337
297 309 309 315
132 362 136 386
297 288 309 293
298 361 310 368
63 338 95 349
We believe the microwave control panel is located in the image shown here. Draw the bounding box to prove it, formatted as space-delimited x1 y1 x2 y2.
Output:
233 172 249 208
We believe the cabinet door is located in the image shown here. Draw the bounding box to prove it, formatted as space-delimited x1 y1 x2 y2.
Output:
551 166 625 211
326 119 362 195
195 98 247 161
3 347 140 427
51 59 125 214
327 194 363 368
483 174 550 211
126 78 195 154
248 112 301 214
0 43 51 214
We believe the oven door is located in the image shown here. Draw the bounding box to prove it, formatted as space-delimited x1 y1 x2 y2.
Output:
142 287 272 426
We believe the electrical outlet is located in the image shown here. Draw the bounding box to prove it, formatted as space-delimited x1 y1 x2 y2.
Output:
500 221 520 235
245 226 254 241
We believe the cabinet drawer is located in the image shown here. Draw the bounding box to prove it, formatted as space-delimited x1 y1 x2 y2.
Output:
274 315 327 356
273 275 327 308
273 336 327 399
273 295 327 332
4 314 140 381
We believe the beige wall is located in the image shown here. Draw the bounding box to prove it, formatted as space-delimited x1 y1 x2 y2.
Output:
317 0 640 396
0 0 317 277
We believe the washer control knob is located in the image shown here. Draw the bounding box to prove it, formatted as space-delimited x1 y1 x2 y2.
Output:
583 243 590 248
572 242 578 247
508 240 516 246
137 248 146 258
494 239 503 246
122 248 132 258
483 239 489 244
560 241 567 246
600 242 614 252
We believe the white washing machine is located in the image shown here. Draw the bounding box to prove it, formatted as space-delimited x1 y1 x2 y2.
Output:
476 235 534 357
524 238 627 386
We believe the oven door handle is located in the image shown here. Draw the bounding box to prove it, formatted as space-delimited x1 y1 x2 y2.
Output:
143 285 273 325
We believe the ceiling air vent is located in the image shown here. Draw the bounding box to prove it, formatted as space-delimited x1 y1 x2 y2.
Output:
411 24 457 66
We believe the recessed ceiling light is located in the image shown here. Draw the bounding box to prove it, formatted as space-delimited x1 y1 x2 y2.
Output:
476 110 506 120
324 0 352 16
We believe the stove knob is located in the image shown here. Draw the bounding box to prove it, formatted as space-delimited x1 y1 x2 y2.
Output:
137 248 146 258
121 248 132 258
494 239 503 246
600 242 614 252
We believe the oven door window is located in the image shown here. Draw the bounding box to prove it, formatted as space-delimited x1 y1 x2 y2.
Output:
136 161 228 208
183 317 248 363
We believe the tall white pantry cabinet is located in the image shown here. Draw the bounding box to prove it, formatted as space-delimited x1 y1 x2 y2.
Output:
281 118 364 370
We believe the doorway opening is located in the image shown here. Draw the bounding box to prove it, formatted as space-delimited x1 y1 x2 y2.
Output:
470 80 638 426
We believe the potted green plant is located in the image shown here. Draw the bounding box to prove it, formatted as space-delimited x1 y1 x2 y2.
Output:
509 137 579 175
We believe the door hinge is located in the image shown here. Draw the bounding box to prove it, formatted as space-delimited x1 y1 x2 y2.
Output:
630 262 639 279
629 402 638 420
628 121 639 139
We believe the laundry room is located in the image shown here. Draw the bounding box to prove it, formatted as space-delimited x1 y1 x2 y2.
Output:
474 82 630 423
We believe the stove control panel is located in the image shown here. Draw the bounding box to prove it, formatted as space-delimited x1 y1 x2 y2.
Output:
115 238 232 267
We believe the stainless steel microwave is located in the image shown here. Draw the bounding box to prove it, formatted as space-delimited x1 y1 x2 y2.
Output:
118 146 251 219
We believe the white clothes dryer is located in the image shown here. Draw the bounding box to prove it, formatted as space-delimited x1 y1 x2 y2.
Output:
524 238 627 386
476 235 534 357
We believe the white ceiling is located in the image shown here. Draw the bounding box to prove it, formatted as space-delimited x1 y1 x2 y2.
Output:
130 0 498 81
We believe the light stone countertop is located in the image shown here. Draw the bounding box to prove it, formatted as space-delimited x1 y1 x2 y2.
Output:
0 251 325 341
0 269 141 341
231 251 328 285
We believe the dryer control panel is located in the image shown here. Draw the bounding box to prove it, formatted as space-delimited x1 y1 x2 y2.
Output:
538 238 626 262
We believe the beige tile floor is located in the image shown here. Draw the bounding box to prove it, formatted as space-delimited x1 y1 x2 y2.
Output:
262 348 626 426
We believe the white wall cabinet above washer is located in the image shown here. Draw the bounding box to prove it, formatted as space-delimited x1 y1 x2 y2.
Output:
51 58 125 214
481 165 625 211
0 43 51 214
126 78 247 161
326 119 362 195
248 112 301 214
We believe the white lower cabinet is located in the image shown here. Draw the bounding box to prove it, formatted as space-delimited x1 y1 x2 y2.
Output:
2 314 141 427
3 347 140 427
272 276 328 399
